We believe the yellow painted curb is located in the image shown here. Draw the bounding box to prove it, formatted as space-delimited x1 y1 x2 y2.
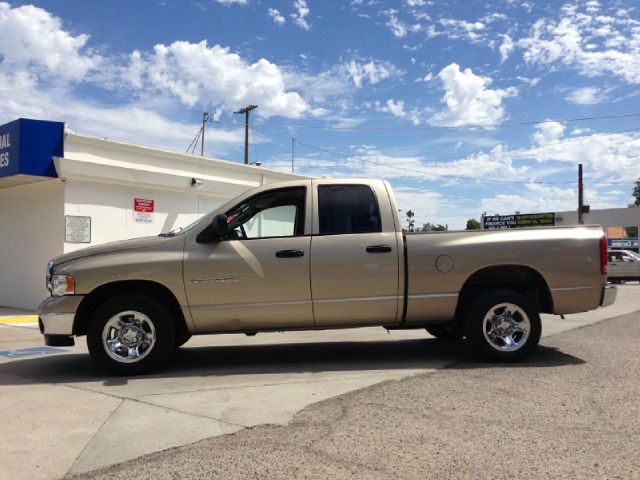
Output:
0 316 38 324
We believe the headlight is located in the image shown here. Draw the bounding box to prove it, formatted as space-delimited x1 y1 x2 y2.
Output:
49 275 75 296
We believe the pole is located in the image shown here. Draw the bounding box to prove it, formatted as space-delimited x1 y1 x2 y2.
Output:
578 163 584 225
291 137 295 173
234 105 257 164
200 112 206 156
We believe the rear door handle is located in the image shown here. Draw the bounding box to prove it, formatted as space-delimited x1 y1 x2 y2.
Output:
276 249 305 258
366 244 392 253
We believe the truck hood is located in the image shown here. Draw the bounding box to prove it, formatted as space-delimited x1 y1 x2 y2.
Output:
50 235 174 268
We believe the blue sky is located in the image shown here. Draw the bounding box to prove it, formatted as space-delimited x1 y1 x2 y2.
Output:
1 0 639 228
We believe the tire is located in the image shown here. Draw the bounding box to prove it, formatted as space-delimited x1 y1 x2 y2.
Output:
464 289 541 362
425 323 464 341
174 332 192 350
87 294 176 375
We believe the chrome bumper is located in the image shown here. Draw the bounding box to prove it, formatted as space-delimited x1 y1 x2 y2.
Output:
39 312 75 335
601 285 617 308
37 295 83 336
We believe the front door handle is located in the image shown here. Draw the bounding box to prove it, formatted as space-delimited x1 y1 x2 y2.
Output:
366 244 392 253
276 249 305 258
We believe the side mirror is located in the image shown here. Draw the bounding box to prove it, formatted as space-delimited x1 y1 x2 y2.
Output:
211 214 228 239
196 214 228 243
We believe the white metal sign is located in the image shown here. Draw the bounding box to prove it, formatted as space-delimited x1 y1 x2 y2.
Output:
65 215 91 243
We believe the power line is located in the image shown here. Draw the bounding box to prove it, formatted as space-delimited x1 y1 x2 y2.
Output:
213 111 640 133
294 139 639 186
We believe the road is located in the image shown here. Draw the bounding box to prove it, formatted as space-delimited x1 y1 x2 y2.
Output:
70 308 640 480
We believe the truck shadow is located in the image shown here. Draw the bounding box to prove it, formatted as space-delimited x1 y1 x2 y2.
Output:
0 338 584 387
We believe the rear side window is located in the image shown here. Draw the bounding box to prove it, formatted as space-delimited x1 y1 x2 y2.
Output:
318 184 382 235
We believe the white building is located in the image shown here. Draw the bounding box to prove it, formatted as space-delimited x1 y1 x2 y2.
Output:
0 118 306 310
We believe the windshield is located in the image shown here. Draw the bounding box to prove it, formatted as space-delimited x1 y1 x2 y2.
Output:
160 215 208 237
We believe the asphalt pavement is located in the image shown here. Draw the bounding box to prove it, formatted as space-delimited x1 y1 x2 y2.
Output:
68 307 640 479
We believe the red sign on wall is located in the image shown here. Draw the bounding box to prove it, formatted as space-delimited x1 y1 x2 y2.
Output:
134 198 154 212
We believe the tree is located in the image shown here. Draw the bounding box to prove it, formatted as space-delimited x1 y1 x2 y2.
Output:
630 178 640 207
422 222 447 231
466 218 481 230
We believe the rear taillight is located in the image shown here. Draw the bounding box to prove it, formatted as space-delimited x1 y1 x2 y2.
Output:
600 236 608 276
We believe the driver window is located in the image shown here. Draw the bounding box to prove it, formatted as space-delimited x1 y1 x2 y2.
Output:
226 187 305 240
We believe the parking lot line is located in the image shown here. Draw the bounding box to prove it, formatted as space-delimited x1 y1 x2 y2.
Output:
0 315 38 324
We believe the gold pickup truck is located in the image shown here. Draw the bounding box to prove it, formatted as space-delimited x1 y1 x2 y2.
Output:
38 179 616 374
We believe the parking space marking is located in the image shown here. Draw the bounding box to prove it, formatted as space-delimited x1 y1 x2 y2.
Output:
0 346 67 357
0 315 38 324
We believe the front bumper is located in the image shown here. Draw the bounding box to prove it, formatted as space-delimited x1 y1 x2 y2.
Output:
37 295 84 336
601 285 617 308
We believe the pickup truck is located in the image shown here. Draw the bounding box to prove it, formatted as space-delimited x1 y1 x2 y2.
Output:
607 250 640 283
38 179 616 374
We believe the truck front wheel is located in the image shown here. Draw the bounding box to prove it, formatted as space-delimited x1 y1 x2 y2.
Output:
465 289 541 362
87 294 176 375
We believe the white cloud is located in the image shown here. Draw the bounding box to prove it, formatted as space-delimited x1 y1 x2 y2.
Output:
384 9 408 37
532 121 565 146
438 18 486 43
374 99 422 125
517 4 640 84
214 0 249 5
290 0 311 30
513 129 640 183
0 70 252 156
565 86 606 105
268 8 285 25
125 41 308 118
499 34 514 62
428 63 517 128
0 3 99 82
344 59 403 88
284 58 403 105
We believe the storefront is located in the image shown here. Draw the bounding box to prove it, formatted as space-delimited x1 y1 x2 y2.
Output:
0 118 306 310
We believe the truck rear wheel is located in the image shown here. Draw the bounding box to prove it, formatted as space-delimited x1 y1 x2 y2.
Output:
87 294 175 375
464 289 541 362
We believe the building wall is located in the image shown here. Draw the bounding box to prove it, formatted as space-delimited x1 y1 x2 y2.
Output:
0 180 64 310
555 207 640 232
63 180 229 254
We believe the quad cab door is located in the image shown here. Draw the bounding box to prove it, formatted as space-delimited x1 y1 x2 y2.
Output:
183 182 314 332
310 181 402 327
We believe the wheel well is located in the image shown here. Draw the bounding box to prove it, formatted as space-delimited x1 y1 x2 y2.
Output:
73 280 189 339
455 265 553 318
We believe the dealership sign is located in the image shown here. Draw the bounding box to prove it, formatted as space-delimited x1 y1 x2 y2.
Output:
0 121 19 177
483 212 555 230
0 119 63 180
608 237 639 248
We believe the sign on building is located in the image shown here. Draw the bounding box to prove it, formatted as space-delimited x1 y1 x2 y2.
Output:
65 215 91 243
608 237 639 249
483 212 555 230
133 198 154 223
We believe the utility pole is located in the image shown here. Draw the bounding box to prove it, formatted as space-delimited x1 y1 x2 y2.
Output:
199 112 216 156
234 105 257 164
291 137 296 173
578 163 584 225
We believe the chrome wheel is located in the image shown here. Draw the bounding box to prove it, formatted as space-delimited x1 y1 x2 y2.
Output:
101 310 156 364
482 303 530 352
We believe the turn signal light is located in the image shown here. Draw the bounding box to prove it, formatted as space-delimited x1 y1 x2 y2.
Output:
599 236 608 276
